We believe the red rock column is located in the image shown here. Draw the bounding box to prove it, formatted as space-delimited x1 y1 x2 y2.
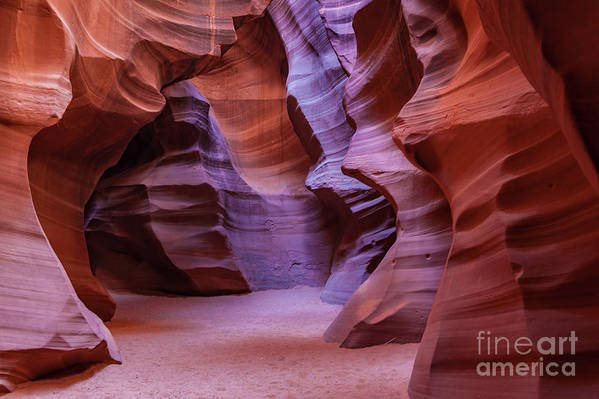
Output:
2 0 269 391
323 0 452 348
394 0 599 397
0 2 119 392
476 0 599 195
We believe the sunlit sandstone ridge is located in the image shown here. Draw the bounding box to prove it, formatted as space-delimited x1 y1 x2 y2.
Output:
1 0 598 397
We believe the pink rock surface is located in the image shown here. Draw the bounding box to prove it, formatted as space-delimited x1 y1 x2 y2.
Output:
0 0 267 391
27 0 266 321
393 0 599 397
317 0 365 74
192 17 339 290
85 82 250 296
1 0 599 396
476 0 599 194
324 0 452 348
86 1 398 301
268 0 397 304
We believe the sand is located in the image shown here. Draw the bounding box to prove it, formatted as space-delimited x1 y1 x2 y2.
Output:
6 287 418 399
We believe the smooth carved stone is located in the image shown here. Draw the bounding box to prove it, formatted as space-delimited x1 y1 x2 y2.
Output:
193 16 337 290
323 0 451 348
2 0 599 396
1 0 268 392
393 0 599 397
475 0 599 195
268 0 397 304
317 0 365 74
0 2 119 392
85 82 250 296
27 0 268 322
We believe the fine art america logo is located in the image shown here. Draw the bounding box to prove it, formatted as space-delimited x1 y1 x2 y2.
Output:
476 331 578 377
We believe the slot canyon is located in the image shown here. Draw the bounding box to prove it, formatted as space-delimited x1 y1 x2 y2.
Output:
1 0 598 398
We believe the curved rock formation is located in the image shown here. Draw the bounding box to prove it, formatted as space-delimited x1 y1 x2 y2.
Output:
0 2 118 392
476 0 599 195
2 0 599 396
1 0 268 392
392 0 599 397
85 82 250 296
27 0 267 321
86 0 399 301
322 0 451 348
317 0 364 74
268 0 397 304
192 16 338 290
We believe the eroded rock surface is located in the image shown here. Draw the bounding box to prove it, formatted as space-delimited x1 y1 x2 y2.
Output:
268 0 397 304
1 0 267 391
192 16 338 290
1 0 599 396
324 0 452 348
394 0 599 397
476 0 599 195
85 82 250 296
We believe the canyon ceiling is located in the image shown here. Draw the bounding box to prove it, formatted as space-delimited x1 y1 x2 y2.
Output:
1 0 598 398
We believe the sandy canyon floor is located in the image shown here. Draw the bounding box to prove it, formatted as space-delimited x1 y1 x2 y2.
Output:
6 287 418 399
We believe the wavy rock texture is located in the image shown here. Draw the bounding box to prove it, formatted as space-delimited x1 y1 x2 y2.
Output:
268 0 397 304
391 0 599 397
86 0 398 301
28 0 267 321
317 0 364 74
192 16 338 290
475 0 599 195
0 2 110 393
85 82 250 296
2 0 599 396
323 0 452 348
1 0 267 392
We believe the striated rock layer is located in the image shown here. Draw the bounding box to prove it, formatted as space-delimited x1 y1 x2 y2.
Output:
476 0 599 195
1 0 268 392
85 82 250 296
2 0 599 396
324 0 452 348
192 16 338 290
191 11 397 296
86 1 398 300
317 0 365 74
268 0 397 304
27 0 268 321
392 0 599 397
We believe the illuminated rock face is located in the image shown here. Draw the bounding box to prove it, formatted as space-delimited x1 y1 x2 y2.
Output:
475 0 599 196
0 0 268 392
322 0 452 348
86 75 337 293
26 0 269 323
191 15 340 291
267 0 397 304
392 0 599 398
87 8 397 298
2 0 599 396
